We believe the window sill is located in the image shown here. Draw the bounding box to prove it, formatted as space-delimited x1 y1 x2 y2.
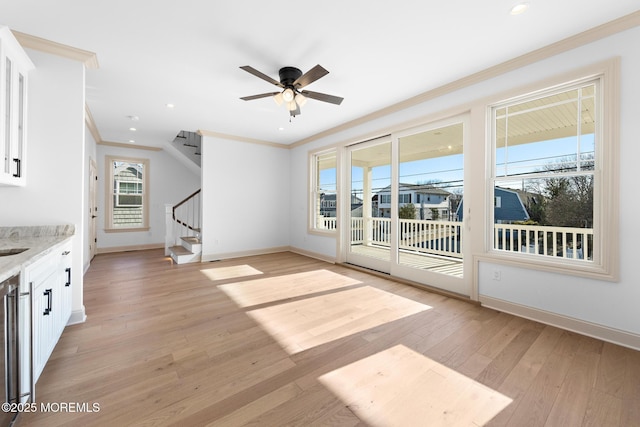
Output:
308 228 338 237
474 250 618 282
104 227 150 233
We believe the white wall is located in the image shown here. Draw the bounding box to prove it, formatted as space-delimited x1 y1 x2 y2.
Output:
95 144 200 250
201 135 290 260
0 49 86 322
289 25 640 345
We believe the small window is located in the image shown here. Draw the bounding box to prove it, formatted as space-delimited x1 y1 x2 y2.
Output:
105 156 150 231
488 66 618 280
310 150 337 232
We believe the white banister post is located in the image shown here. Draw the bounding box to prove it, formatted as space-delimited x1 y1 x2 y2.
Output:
164 204 174 256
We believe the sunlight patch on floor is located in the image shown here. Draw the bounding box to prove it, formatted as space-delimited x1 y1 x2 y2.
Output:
247 286 431 354
219 269 361 308
319 344 512 427
200 264 263 281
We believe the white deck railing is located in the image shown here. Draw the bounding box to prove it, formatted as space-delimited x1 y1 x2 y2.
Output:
494 223 593 260
350 218 462 259
320 217 337 230
349 217 593 261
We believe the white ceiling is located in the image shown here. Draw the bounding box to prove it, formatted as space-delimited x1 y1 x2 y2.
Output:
2 1 639 147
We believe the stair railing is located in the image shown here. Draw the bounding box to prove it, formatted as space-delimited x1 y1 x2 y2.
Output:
165 189 201 255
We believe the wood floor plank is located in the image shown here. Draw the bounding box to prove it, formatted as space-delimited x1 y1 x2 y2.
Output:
544 351 600 426
490 331 581 427
18 249 640 427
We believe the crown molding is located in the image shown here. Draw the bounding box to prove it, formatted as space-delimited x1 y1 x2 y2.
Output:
198 129 287 149
98 140 162 151
291 9 640 148
12 30 99 69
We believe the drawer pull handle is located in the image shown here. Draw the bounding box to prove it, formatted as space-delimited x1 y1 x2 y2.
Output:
43 289 52 315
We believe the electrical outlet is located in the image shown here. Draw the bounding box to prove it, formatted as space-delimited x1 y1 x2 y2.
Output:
492 270 501 281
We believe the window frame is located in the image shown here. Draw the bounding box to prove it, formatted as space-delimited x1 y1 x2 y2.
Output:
484 59 619 281
105 155 150 232
309 148 338 235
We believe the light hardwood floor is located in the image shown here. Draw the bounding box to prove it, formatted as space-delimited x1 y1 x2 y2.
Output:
19 249 640 426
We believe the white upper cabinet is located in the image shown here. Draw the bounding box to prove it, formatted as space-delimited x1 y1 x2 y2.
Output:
0 25 34 186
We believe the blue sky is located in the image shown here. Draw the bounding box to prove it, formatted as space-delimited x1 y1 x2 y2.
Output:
321 133 595 196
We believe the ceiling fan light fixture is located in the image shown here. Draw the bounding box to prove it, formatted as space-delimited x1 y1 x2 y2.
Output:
287 100 297 112
295 93 307 107
273 92 284 106
282 88 295 103
510 2 529 15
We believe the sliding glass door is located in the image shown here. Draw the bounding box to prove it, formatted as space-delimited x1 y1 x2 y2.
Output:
346 137 392 273
345 115 470 296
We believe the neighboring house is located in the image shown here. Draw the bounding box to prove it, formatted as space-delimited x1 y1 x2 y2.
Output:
319 193 362 218
456 187 530 223
112 163 144 227
376 184 452 220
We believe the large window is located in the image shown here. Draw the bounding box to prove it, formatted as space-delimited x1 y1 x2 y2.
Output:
105 156 149 231
310 150 337 232
489 66 618 280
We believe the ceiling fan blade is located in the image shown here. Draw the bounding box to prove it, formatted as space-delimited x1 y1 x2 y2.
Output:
239 66 283 88
240 92 280 101
293 64 329 88
300 90 344 105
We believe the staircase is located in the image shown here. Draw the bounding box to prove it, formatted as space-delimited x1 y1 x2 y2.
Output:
172 130 201 167
170 235 202 264
167 189 202 264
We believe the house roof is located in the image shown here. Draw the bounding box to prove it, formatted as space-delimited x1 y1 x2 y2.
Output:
377 184 451 196
1 4 638 149
457 187 530 222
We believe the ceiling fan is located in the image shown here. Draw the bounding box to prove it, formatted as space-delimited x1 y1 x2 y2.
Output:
240 64 343 117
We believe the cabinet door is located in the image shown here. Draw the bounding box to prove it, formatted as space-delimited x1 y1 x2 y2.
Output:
59 245 72 332
18 285 32 403
2 55 13 179
23 239 73 386
32 275 56 382
0 27 33 186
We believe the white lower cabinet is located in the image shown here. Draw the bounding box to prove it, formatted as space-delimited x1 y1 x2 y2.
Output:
22 239 73 399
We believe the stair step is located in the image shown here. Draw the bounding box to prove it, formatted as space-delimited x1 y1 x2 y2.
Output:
181 236 200 244
180 236 202 253
169 245 201 264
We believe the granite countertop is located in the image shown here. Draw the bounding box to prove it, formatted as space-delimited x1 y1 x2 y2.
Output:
0 225 75 283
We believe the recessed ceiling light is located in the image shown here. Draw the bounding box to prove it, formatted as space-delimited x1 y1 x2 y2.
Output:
166 103 175 108
510 3 529 15
129 127 137 131
278 127 285 131
128 140 135 143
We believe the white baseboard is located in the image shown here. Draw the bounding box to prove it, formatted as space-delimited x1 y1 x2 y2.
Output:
97 243 164 254
288 246 337 264
201 246 290 262
201 246 337 264
480 295 640 351
67 307 87 325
